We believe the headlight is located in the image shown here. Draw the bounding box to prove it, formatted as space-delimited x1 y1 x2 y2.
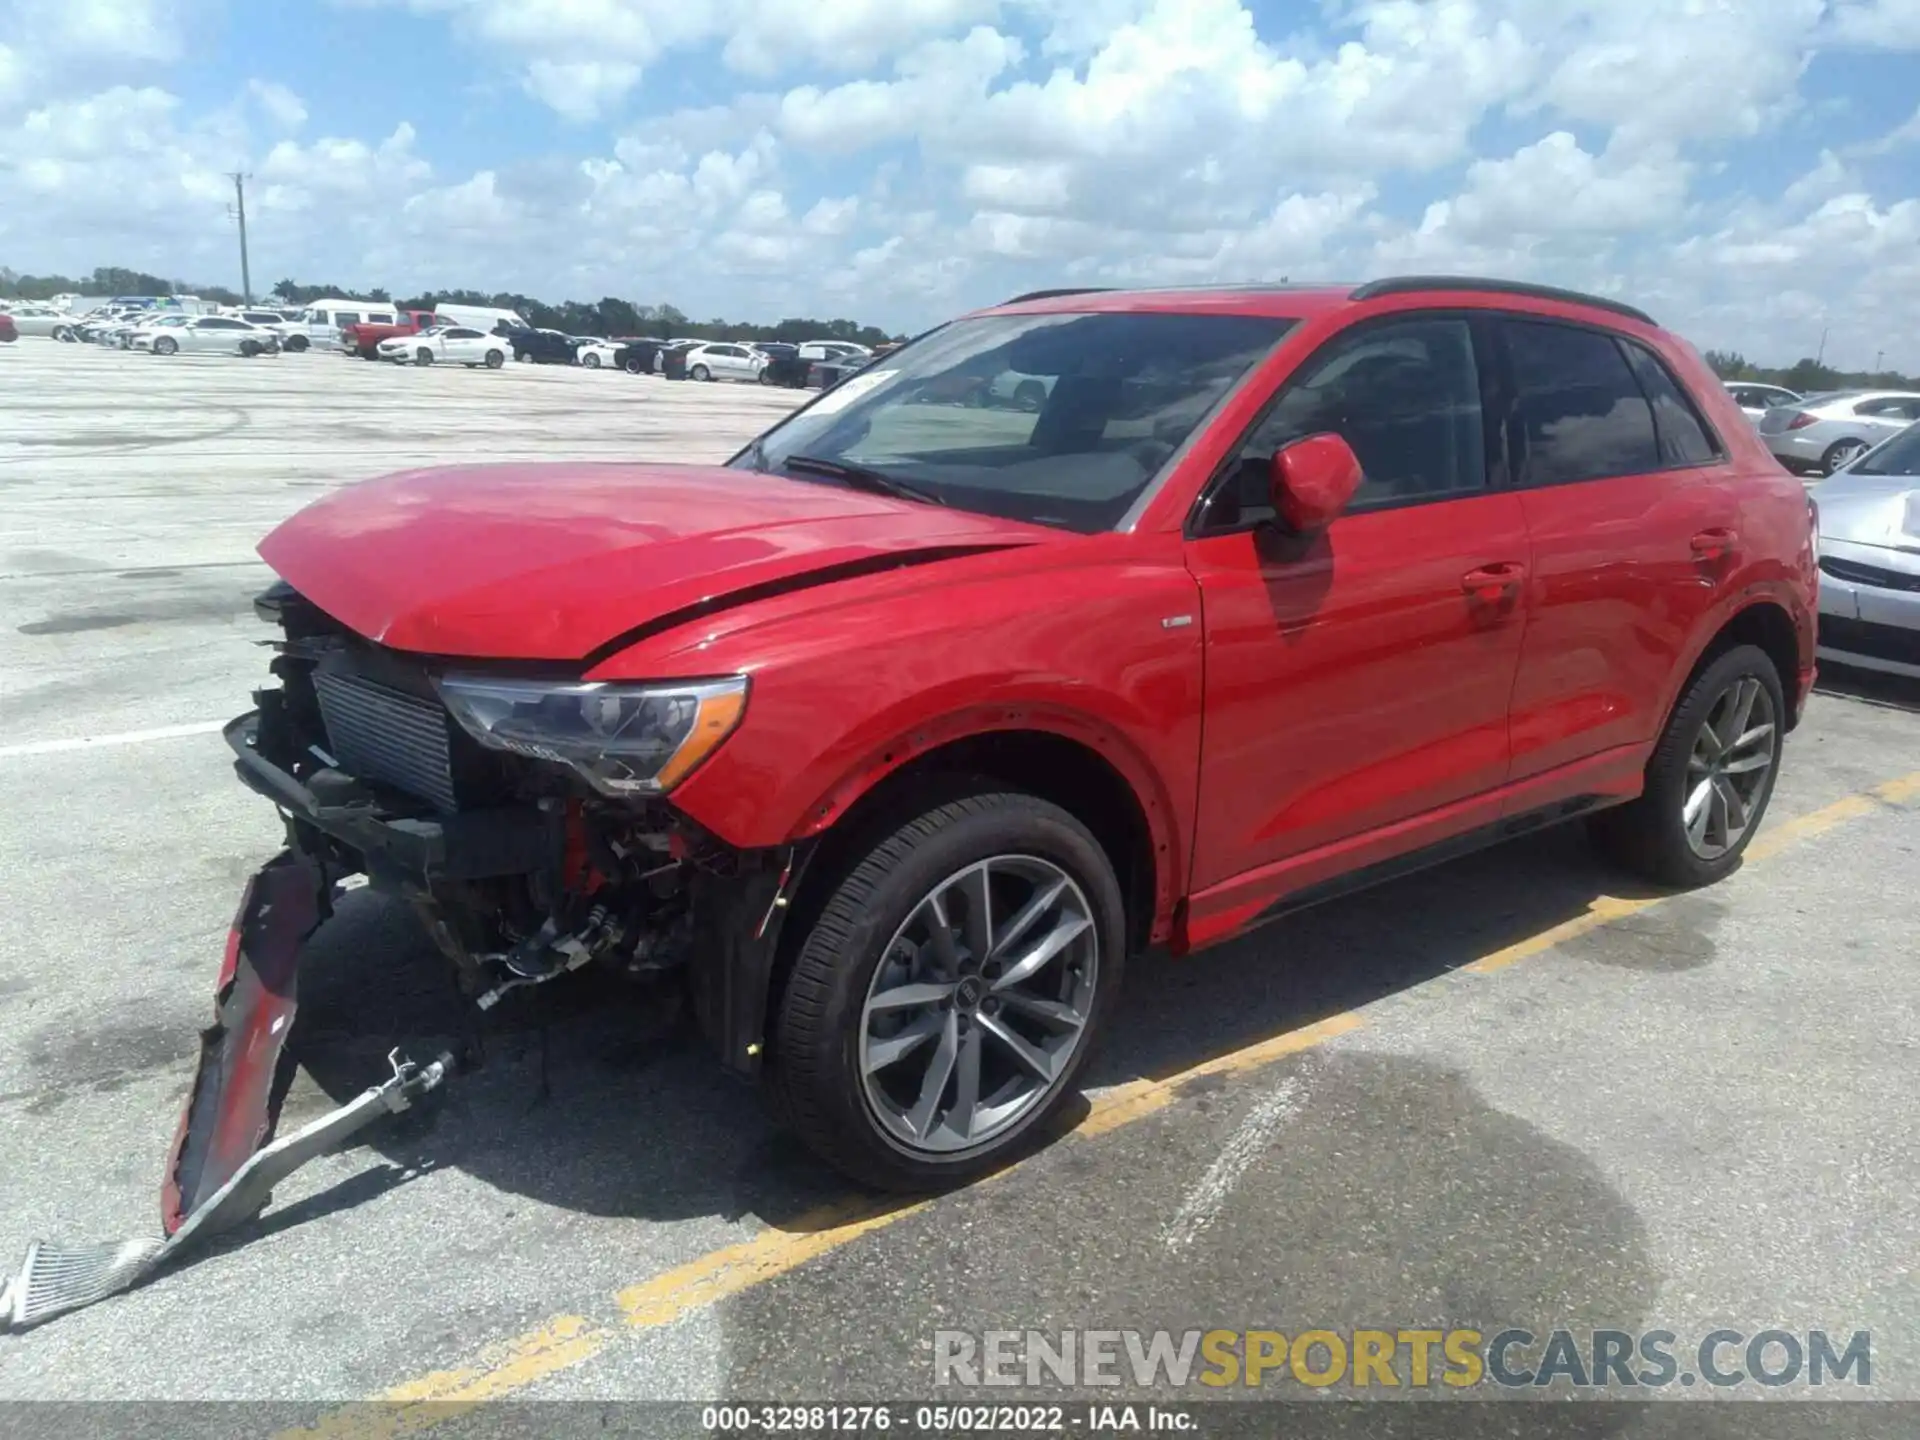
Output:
437 675 747 797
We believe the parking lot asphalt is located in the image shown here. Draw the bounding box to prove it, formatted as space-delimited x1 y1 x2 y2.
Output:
2 338 1918 1426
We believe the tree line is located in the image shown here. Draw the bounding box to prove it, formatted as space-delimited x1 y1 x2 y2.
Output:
1701 349 1918 394
0 265 903 347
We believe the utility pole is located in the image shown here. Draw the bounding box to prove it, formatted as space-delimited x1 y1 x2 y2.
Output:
227 172 253 304
1875 349 1884 373
1815 324 1828 368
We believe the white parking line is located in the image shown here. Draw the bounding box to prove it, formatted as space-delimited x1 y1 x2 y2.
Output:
1161 1074 1306 1253
0 719 227 758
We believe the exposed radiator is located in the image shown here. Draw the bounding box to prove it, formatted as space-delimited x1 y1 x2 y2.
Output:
313 670 460 812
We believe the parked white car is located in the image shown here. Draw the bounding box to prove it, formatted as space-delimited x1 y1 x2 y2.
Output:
122 314 195 349
1723 381 1802 424
573 338 622 369
1 304 70 338
796 340 871 365
136 315 281 356
683 342 767 382
375 326 509 368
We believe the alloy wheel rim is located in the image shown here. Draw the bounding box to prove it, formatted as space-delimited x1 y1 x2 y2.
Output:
1682 675 1777 860
859 855 1098 1155
1830 441 1866 472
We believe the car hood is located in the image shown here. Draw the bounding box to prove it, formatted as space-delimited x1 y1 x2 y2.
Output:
1813 471 1920 552
258 462 1056 660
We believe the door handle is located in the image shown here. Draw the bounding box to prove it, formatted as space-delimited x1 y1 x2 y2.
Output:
1461 562 1526 601
1690 528 1739 560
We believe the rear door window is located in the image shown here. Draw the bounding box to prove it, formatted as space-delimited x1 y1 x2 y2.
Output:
1502 320 1660 485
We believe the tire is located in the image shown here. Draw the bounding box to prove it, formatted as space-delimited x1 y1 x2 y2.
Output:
415 347 434 366
286 335 309 352
1821 438 1868 475
583 352 601 368
624 356 644 374
54 326 75 343
1013 380 1047 413
1589 643 1786 888
690 364 712 382
360 348 380 361
154 336 177 356
239 340 261 357
766 789 1125 1191
485 350 504 369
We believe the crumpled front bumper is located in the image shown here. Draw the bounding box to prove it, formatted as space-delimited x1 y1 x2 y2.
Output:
163 850 321 1233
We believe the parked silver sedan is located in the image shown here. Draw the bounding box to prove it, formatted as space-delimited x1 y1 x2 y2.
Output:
1761 390 1920 475
1811 421 1920 679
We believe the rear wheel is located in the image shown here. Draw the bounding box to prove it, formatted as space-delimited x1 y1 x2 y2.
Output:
691 363 712 382
624 356 644 374
485 349 505 369
1822 438 1868 474
583 352 601 368
416 347 434 366
1013 380 1047 412
767 789 1124 1191
1590 643 1785 887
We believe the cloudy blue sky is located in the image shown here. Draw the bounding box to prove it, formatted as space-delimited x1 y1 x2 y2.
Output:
2 0 1917 365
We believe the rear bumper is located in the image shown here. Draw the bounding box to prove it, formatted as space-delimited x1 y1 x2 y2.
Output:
225 711 549 882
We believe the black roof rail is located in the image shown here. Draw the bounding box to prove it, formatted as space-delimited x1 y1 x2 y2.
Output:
1349 275 1656 326
1000 287 1115 305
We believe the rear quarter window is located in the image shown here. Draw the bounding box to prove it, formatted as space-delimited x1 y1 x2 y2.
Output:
1622 342 1721 464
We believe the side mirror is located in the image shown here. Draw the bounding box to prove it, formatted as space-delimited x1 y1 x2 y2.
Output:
1270 433 1363 531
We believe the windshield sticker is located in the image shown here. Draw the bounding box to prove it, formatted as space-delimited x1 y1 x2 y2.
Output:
807 370 898 416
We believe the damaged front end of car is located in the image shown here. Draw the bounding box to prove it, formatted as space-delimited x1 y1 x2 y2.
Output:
171 579 811 1231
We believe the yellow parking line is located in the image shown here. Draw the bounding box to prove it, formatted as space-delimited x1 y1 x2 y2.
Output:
280 766 1920 1435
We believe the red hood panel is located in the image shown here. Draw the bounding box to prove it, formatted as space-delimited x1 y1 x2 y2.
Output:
258 463 1051 659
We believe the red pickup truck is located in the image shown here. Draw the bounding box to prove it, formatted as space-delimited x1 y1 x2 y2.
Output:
340 309 440 360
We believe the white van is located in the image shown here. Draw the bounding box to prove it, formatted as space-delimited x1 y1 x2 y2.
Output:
432 303 529 336
294 297 400 352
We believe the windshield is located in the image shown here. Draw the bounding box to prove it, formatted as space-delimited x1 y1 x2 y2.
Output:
733 310 1294 532
1853 423 1920 476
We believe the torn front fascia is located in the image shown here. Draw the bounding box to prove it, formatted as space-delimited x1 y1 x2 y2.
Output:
686 841 815 1077
162 848 326 1236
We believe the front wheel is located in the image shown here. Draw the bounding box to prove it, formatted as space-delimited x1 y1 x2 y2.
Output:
767 790 1124 1191
285 335 309 352
416 347 434 366
1589 643 1785 888
154 336 177 356
239 340 261 357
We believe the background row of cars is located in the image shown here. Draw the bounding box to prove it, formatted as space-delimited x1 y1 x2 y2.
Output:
0 295 888 388
1720 379 1920 476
